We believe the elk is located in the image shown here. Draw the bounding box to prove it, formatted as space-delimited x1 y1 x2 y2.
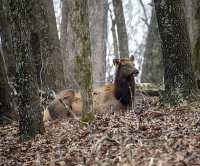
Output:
43 55 139 121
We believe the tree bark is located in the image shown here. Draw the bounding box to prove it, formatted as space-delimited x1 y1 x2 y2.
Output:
184 0 193 47
110 10 119 58
0 0 15 80
112 0 129 58
60 0 69 86
141 7 163 85
192 1 200 88
67 0 94 121
0 48 11 119
8 0 45 141
154 0 196 104
61 0 79 89
31 0 65 91
89 0 108 87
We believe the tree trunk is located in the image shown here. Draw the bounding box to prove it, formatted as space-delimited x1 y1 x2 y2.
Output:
0 48 11 119
184 0 193 47
192 1 200 88
110 10 119 58
141 7 163 85
0 0 15 80
89 0 108 87
31 0 65 91
8 0 45 141
154 0 196 104
61 0 79 89
60 0 69 86
68 0 94 121
112 0 129 58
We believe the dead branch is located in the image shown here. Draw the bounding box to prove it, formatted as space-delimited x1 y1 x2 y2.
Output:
138 0 149 27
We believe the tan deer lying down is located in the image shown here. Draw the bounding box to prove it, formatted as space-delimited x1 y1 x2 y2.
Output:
43 56 139 121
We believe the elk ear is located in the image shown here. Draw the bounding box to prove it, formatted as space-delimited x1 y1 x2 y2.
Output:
113 59 120 66
130 55 135 61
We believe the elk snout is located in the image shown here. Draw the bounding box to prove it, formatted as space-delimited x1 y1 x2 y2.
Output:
133 68 139 76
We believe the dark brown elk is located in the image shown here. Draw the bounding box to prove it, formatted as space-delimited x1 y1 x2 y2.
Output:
43 55 139 121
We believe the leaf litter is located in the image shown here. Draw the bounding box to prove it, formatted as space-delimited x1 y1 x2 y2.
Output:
1 92 200 165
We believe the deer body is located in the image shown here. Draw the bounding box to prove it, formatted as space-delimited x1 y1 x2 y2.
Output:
44 56 139 121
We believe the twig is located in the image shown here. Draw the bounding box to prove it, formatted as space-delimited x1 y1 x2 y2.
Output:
138 0 149 27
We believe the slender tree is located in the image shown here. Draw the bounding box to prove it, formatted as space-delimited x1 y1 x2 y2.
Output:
8 0 45 141
109 9 119 58
112 0 129 58
89 0 108 87
60 0 69 86
154 0 196 104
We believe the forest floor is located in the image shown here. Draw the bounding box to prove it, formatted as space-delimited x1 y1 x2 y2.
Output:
1 92 200 166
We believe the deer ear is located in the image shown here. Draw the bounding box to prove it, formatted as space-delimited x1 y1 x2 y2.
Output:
130 55 135 61
113 59 120 66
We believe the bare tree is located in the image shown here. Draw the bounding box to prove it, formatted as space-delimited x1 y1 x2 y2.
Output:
154 0 196 104
112 0 129 58
109 8 119 58
89 0 108 87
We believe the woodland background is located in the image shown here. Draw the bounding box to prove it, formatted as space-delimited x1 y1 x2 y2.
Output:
0 0 200 165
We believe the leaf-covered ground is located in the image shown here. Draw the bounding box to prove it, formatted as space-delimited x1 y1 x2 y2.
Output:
1 93 200 166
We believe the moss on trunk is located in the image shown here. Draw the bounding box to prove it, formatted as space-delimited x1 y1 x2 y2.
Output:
70 0 94 123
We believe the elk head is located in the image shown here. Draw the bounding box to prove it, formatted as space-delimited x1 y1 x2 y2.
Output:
113 55 139 78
